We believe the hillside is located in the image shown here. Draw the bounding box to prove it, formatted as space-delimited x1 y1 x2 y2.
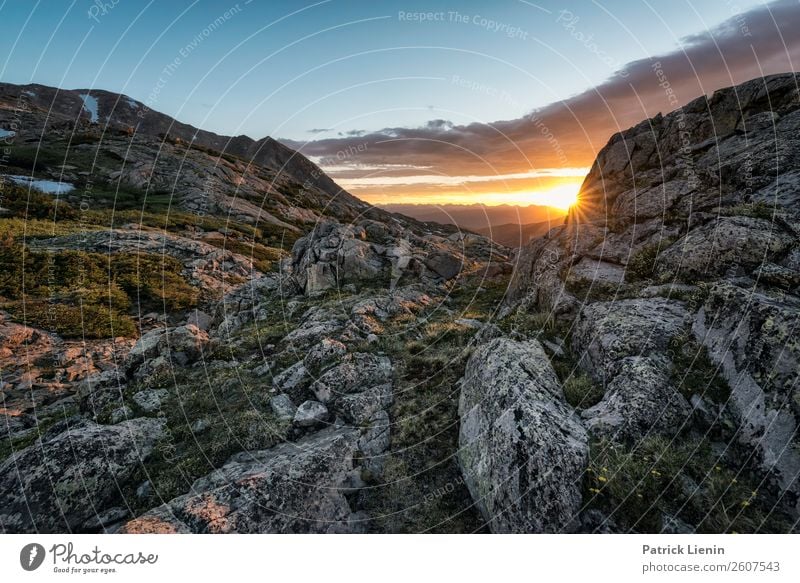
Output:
1 73 799 534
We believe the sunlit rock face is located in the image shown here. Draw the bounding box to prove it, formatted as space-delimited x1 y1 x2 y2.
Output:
497 73 800 530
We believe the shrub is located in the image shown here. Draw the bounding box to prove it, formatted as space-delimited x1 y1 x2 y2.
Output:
563 373 604 408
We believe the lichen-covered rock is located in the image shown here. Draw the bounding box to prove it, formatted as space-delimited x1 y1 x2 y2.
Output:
458 338 588 533
291 221 387 294
311 353 393 404
581 355 691 441
573 298 688 380
657 217 796 280
693 281 800 516
120 427 360 533
293 400 329 427
0 417 166 533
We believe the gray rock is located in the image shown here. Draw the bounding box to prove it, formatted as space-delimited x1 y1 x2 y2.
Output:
693 281 800 517
657 217 795 280
131 389 169 414
311 353 393 404
582 355 691 441
336 382 393 424
303 338 347 373
294 400 329 427
269 394 297 421
0 417 166 533
458 338 589 533
358 410 391 478
110 405 133 424
121 428 360 533
573 298 688 380
424 250 462 280
272 361 309 401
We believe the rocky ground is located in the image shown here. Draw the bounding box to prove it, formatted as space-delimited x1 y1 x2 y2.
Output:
1 74 798 533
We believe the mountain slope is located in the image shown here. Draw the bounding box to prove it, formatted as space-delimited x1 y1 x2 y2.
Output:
467 72 800 533
0 81 509 534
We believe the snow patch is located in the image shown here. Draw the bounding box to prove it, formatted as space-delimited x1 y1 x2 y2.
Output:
80 93 99 123
4 174 75 194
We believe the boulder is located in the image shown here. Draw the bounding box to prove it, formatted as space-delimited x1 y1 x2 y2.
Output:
311 353 393 404
121 428 360 533
293 400 329 427
582 355 691 441
693 281 800 517
0 417 166 533
458 338 588 533
573 298 688 380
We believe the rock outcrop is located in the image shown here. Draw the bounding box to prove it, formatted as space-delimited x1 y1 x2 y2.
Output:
495 73 800 530
120 428 360 534
458 338 588 533
0 417 165 532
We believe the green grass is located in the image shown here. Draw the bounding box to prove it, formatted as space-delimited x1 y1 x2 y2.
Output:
721 201 775 221
584 437 794 533
563 372 605 409
122 366 290 513
0 239 197 338
668 332 731 404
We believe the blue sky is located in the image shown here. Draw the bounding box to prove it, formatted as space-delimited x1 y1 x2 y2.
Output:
0 0 768 140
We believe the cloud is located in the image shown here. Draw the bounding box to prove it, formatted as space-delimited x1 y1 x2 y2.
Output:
282 0 800 184
307 128 332 134
336 167 590 189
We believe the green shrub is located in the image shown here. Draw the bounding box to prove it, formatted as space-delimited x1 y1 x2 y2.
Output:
563 373 604 408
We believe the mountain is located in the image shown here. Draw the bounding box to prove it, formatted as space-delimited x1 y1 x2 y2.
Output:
1 74 799 534
0 83 344 199
486 72 800 532
474 220 558 247
379 203 565 231
0 81 508 534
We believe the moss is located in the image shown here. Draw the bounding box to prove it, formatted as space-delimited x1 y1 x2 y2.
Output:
0 241 197 338
0 404 79 459
127 366 290 512
721 201 774 221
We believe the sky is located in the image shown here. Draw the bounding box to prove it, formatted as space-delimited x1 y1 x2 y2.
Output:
1 0 798 209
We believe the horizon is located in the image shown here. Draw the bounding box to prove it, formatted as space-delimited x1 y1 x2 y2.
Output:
3 0 799 209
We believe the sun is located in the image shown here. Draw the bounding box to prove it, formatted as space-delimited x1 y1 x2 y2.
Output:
528 182 581 210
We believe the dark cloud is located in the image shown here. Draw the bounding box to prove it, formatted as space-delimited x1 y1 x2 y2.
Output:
307 128 332 134
283 0 800 179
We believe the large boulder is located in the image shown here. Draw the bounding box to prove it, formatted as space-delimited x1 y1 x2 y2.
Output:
458 338 588 533
693 281 800 516
0 417 166 533
291 221 387 294
121 428 360 533
581 355 691 441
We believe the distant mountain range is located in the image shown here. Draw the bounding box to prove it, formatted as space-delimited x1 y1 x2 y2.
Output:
473 220 560 247
379 203 565 233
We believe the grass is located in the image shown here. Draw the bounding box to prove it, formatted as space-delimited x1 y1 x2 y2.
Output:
0 238 197 338
668 331 731 404
563 373 605 409
720 201 775 221
0 403 79 460
121 365 290 513
584 436 794 533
